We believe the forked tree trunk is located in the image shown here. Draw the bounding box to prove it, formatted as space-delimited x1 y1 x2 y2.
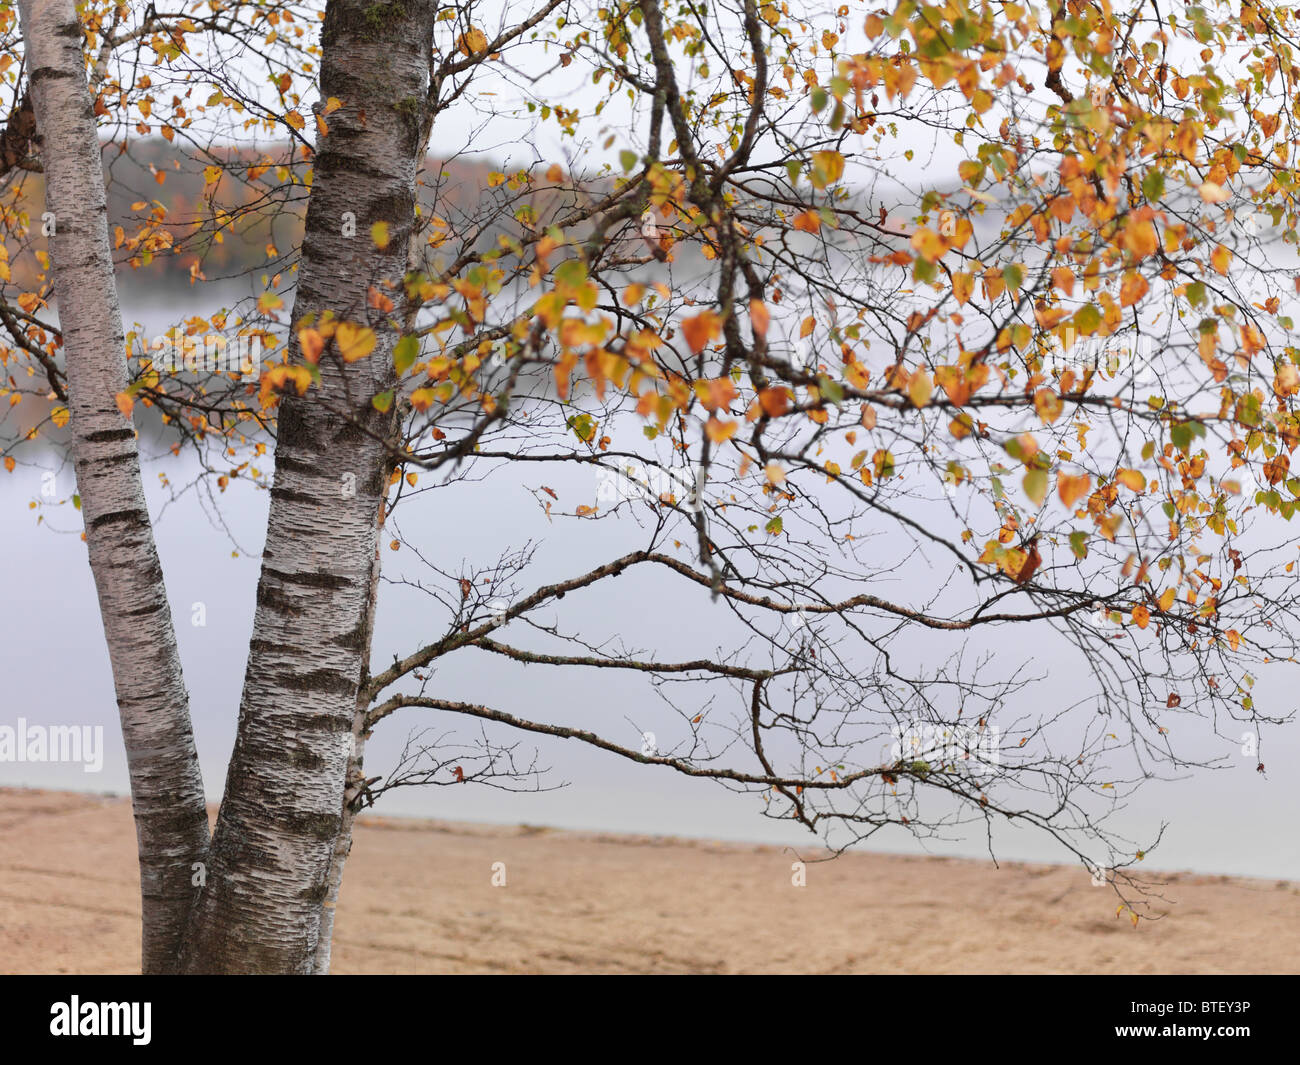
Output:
178 0 434 973
17 0 211 974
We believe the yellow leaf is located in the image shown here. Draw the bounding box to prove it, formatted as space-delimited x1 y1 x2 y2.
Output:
1116 468 1146 492
371 221 390 249
336 322 377 362
1211 244 1232 275
908 371 932 408
809 150 845 190
51 406 70 428
115 392 134 418
457 27 488 55
257 291 284 314
285 109 305 131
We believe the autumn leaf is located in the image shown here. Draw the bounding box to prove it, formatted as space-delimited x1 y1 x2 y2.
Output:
1058 472 1091 508
792 209 821 233
682 310 722 354
298 328 325 364
1116 468 1146 492
115 392 134 418
1119 271 1149 307
758 387 791 417
456 27 488 55
1034 388 1063 424
809 150 845 190
952 271 974 306
705 416 737 443
336 322 377 362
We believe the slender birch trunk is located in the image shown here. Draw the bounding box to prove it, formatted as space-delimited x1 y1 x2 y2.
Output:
17 0 210 974
179 0 434 973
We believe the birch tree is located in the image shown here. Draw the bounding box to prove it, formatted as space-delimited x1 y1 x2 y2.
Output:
4 0 1300 972
16 0 209 975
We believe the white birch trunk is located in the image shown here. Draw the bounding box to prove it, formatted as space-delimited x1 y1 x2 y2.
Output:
17 0 211 974
179 0 434 973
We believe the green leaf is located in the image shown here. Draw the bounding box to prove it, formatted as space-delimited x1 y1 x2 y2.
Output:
1069 531 1089 559
568 412 596 443
371 390 394 413
619 149 638 173
393 334 419 376
1073 303 1102 334
765 515 784 536
1024 468 1048 505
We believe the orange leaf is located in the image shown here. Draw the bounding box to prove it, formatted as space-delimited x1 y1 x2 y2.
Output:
1058 473 1090 508
1116 468 1146 492
298 327 325 364
705 416 737 443
792 209 821 233
682 310 722 355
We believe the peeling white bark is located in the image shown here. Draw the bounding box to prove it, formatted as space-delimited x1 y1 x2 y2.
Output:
17 0 210 974
178 0 435 973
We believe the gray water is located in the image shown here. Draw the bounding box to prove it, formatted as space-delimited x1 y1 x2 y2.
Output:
2 290 1298 881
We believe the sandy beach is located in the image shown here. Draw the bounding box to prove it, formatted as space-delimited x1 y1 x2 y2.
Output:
1 787 1296 974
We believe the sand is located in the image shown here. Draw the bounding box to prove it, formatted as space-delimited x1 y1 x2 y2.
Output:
0 787 1296 974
